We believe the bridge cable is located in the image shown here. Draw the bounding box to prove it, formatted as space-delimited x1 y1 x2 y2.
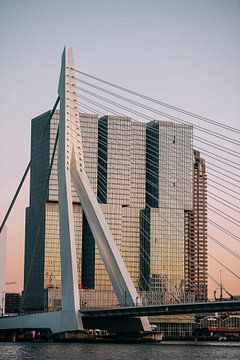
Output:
72 91 240 179
95 131 238 296
73 83 240 148
72 95 240 219
0 96 60 234
71 99 240 232
69 93 238 296
78 102 239 300
72 68 240 134
96 117 240 259
22 124 59 308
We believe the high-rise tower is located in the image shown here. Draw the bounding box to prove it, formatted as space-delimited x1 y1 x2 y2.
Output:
140 121 193 302
185 150 208 300
24 109 206 310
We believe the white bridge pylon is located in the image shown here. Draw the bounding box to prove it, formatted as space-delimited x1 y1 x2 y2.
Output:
0 47 150 335
57 47 150 332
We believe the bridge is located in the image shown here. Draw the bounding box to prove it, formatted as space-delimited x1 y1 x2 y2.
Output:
81 300 240 318
0 47 239 337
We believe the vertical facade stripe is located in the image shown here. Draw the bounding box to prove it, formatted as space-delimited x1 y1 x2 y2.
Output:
81 212 95 289
146 122 159 208
97 116 108 203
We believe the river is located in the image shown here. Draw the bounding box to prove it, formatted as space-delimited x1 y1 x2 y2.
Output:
0 342 239 360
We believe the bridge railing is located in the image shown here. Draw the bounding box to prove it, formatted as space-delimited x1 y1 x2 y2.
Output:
78 289 208 310
45 287 237 311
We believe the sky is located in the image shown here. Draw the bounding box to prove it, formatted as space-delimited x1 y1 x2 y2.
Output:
0 0 239 297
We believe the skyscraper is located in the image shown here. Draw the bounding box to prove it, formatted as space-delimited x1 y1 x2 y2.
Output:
23 109 207 310
140 121 193 302
184 150 208 300
24 110 100 310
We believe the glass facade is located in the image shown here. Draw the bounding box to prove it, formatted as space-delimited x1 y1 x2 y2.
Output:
150 315 195 339
94 116 146 294
24 109 207 311
155 322 194 338
140 121 193 302
24 111 98 310
23 111 50 310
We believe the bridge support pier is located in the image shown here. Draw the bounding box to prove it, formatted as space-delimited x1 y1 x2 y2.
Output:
82 316 148 334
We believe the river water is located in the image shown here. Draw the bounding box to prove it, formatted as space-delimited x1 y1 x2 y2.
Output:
0 342 239 360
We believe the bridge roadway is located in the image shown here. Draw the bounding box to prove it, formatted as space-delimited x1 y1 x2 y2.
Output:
80 300 240 318
0 300 239 335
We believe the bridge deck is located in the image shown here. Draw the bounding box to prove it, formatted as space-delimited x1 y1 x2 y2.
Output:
80 300 240 318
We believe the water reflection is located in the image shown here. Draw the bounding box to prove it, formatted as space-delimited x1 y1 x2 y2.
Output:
0 342 239 360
